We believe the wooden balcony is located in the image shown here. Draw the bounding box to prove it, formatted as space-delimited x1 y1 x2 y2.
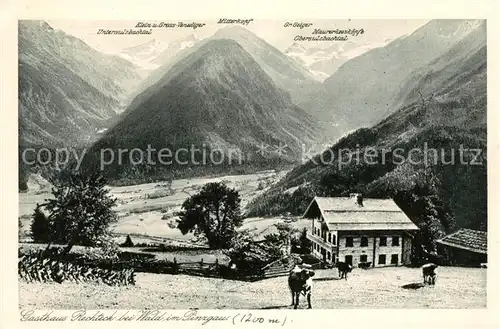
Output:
307 232 334 250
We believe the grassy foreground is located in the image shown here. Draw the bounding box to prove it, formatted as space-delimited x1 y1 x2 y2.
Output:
19 266 486 309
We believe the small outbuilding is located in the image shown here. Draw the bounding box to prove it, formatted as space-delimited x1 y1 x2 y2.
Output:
436 229 487 266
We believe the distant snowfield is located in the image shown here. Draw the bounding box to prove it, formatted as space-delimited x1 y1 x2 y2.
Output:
284 40 393 81
19 170 289 244
116 35 202 70
117 53 161 70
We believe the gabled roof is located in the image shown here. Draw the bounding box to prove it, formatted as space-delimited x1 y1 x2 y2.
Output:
436 229 487 254
308 197 402 213
302 196 418 231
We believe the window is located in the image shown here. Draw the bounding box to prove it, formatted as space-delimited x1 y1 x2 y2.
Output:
391 254 398 265
379 236 387 246
392 236 400 246
327 251 331 260
378 254 386 265
345 255 353 265
332 235 336 245
361 237 368 247
332 253 336 263
328 233 332 242
345 237 353 247
360 255 368 263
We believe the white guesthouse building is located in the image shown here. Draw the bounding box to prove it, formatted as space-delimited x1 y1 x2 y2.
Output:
303 195 419 267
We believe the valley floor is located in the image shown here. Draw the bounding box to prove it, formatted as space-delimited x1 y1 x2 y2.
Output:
19 170 288 244
19 266 486 309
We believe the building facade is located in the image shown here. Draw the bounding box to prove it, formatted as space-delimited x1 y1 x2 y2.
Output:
303 195 418 267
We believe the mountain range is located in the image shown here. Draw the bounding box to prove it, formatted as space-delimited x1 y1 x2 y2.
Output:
150 34 202 66
118 34 203 71
284 40 382 80
19 17 488 231
131 26 321 115
85 39 319 179
302 19 484 140
118 38 167 70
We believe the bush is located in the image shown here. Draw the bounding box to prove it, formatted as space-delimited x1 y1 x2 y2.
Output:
118 251 156 262
18 252 136 286
291 227 312 254
30 206 51 243
121 235 134 247
144 189 173 199
87 239 120 261
18 218 24 239
224 231 284 276
129 204 170 214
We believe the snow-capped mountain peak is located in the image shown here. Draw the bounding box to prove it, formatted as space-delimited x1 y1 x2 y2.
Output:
121 39 165 55
284 41 361 79
118 39 168 69
285 42 308 54
119 34 203 70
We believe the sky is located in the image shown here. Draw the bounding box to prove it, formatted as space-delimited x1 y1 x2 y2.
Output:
47 19 430 55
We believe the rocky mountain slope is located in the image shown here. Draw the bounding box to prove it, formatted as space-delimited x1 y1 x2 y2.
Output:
150 34 201 67
284 40 361 80
18 20 143 147
305 20 484 140
118 38 167 70
133 26 321 114
86 39 319 180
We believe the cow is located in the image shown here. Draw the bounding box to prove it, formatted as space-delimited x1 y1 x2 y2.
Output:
422 263 438 285
288 265 315 309
336 262 353 280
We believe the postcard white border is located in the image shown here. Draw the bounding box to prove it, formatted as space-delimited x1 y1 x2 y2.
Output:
1 0 499 328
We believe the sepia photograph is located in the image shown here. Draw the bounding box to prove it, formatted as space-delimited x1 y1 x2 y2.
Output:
15 16 488 311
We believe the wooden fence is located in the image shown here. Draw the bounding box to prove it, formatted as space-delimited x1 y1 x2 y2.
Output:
131 256 296 281
19 247 307 283
125 257 222 276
